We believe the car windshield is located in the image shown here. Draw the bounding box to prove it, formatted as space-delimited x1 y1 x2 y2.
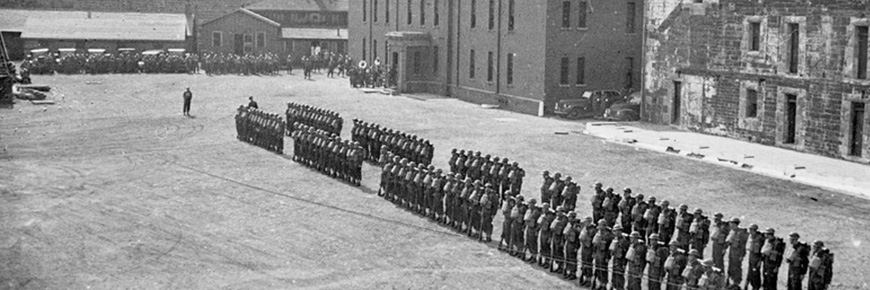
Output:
581 91 593 99
628 93 642 104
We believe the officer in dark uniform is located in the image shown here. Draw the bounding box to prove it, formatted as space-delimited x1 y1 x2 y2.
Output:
807 241 833 290
541 171 554 204
247 96 258 109
761 228 785 290
786 232 811 290
182 88 193 116
619 188 636 235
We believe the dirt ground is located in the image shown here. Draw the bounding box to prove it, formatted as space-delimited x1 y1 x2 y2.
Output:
0 73 867 290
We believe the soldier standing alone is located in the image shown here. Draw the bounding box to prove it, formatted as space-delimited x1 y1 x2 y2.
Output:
182 88 193 116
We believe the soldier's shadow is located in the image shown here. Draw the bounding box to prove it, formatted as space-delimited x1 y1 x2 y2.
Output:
185 115 197 119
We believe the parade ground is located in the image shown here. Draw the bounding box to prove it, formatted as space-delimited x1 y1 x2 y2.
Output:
1 73 868 289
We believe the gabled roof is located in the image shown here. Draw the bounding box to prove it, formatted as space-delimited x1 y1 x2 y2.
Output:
282 28 347 40
245 0 348 12
202 8 281 27
0 9 30 32
13 10 188 41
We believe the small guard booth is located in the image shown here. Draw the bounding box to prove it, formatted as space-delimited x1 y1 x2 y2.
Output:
385 31 433 94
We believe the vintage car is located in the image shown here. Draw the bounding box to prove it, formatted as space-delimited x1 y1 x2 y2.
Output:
554 90 624 120
603 92 642 121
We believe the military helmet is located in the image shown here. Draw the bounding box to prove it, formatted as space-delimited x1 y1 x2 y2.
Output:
749 224 759 230
765 228 775 234
650 233 660 240
624 187 632 193
789 232 800 238
731 217 741 224
528 198 537 204
630 231 641 238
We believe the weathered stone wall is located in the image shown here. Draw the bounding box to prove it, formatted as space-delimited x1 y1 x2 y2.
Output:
644 0 870 162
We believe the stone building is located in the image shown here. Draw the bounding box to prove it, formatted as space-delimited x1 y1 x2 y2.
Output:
643 0 870 162
349 0 642 116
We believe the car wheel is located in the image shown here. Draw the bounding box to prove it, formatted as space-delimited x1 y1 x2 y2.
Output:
566 108 583 120
616 110 640 121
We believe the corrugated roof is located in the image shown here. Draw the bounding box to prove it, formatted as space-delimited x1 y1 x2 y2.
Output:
246 0 348 12
282 28 347 40
202 8 281 27
8 9 188 41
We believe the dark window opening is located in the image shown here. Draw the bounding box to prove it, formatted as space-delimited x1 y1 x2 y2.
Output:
471 0 477 28
487 51 494 82
850 102 865 156
562 1 571 28
374 0 378 22
749 22 761 51
414 51 421 74
673 81 682 124
386 0 390 22
578 1 587 28
420 0 426 25
785 94 797 144
507 53 514 85
363 0 367 22
560 57 570 85
407 0 412 24
788 23 799 74
488 0 495 30
576 57 585 85
746 89 758 118
469 49 476 79
508 0 515 31
857 26 868 79
434 0 440 26
626 2 636 33
624 57 634 89
433 46 439 73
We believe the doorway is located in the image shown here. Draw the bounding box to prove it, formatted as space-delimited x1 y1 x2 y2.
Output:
851 102 865 156
233 34 244 55
310 40 321 56
785 94 797 144
672 81 682 125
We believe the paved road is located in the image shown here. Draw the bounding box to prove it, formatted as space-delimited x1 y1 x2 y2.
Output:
0 74 865 289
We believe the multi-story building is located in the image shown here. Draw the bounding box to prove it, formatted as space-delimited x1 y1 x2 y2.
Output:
643 0 870 162
349 0 642 116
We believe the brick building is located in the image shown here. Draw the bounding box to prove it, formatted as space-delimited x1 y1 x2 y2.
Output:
199 0 348 57
349 0 642 116
643 0 870 162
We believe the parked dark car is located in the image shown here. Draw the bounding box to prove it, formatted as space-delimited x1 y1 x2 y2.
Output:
554 90 624 120
603 92 642 121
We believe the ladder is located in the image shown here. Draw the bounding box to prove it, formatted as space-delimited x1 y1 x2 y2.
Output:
0 32 11 77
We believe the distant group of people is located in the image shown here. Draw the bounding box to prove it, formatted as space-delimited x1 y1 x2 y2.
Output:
301 52 353 80
351 120 434 165
24 52 198 75
449 149 526 205
347 57 397 88
235 105 285 154
496 178 835 290
202 53 283 76
289 123 363 186
379 155 500 242
285 102 343 136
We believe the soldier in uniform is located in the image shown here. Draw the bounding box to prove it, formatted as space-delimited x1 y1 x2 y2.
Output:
675 204 694 252
498 192 517 251
550 207 569 273
644 197 662 240
664 241 688 290
563 213 581 280
549 173 566 210
449 148 459 173
699 259 726 290
627 231 647 290
480 183 498 242
647 234 669 290
592 220 613 290
807 241 833 290
610 224 631 290
710 213 731 270
509 162 524 197
578 216 596 286
786 232 811 290
562 180 579 211
685 249 704 290
619 188 636 235
657 200 676 244
591 183 605 223
726 217 749 287
510 196 528 257
690 209 711 258
761 228 786 290
523 199 542 262
541 171 554 204
538 203 556 267
631 194 648 240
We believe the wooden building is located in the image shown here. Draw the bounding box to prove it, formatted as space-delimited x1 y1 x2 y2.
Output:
200 8 284 56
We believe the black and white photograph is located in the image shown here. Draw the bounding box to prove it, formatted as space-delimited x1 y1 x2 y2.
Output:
0 0 864 289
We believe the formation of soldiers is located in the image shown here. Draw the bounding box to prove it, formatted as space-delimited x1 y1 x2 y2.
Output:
235 106 285 154
347 58 397 88
285 103 343 136
290 123 363 186
24 53 198 75
351 120 434 165
379 154 500 241
202 53 282 76
301 53 352 79
496 178 835 290
448 149 526 203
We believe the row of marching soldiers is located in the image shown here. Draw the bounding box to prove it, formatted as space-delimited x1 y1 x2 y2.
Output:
497 179 835 290
378 152 502 241
235 106 285 154
352 120 434 165
289 123 364 186
449 149 527 204
285 103 343 136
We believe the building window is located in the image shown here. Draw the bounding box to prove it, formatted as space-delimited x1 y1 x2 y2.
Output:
471 0 477 28
560 57 570 85
788 23 799 74
562 1 571 28
749 21 761 51
507 53 514 85
374 0 378 22
508 0 515 31
487 51 494 82
624 57 634 89
434 0 440 26
385 41 389 65
363 38 367 60
420 0 426 25
363 0 367 22
256 32 265 48
414 51 421 74
488 0 495 30
407 0 412 24
244 34 253 54
374 39 378 61
857 26 868 79
626 2 636 33
386 0 390 22
578 1 587 28
746 89 758 118
212 31 222 47
433 46 439 73
576 57 585 85
469 49 476 79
